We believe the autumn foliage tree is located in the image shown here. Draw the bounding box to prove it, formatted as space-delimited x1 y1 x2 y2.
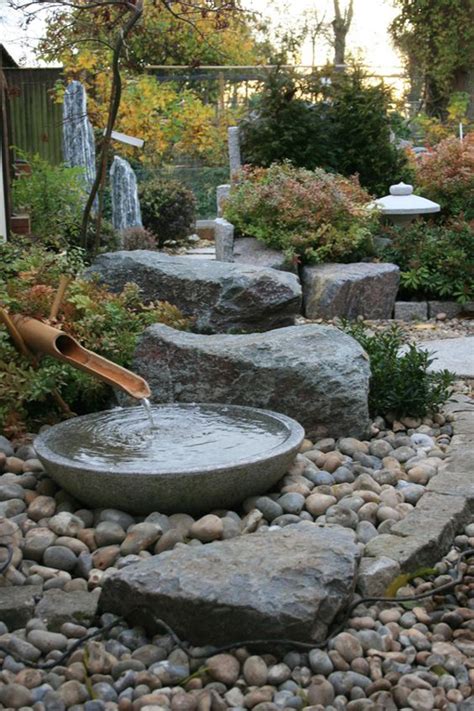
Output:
37 0 267 165
390 0 474 117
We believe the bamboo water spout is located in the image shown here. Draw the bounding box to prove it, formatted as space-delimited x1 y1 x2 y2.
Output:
12 315 151 400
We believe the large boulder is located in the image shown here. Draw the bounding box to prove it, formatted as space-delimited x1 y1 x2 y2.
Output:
302 262 400 320
99 523 359 645
87 251 302 334
134 323 370 439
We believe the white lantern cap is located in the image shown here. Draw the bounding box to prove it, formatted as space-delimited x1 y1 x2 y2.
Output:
374 182 440 215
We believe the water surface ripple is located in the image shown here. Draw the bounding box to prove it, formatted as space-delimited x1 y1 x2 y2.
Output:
51 404 295 472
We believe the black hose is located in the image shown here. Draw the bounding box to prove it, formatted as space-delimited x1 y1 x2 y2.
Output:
0 546 472 669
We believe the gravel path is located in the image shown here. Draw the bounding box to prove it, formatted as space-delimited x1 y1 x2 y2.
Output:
0 405 473 709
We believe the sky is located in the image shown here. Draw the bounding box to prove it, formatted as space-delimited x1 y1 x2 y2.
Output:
1 0 403 74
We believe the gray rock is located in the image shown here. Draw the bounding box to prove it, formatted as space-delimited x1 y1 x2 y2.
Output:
99 523 359 644
0 435 14 457
255 496 284 522
27 629 68 653
96 509 135 531
87 251 302 334
356 521 378 544
302 262 399 320
333 466 355 484
233 237 297 273
0 499 25 517
0 633 41 661
309 649 334 675
0 683 33 708
369 440 393 459
306 470 335 486
216 184 230 217
35 589 98 631
392 446 416 463
397 481 425 505
357 556 400 596
134 324 370 439
0 483 25 500
215 218 234 262
43 545 77 572
371 468 398 486
428 300 474 319
394 301 428 321
0 585 43 630
95 521 127 547
326 505 359 529
277 493 305 514
328 671 371 696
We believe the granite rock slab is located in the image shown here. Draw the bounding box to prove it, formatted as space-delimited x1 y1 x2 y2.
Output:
233 237 298 274
134 323 371 439
35 590 98 631
87 251 302 334
0 585 43 630
99 523 359 645
302 262 399 320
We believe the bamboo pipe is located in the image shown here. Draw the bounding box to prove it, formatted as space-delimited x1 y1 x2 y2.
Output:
12 315 151 401
0 308 75 417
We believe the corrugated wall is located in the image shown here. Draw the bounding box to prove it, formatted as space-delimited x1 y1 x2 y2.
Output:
4 68 63 164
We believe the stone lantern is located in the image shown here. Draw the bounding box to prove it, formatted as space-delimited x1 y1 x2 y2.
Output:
374 182 440 226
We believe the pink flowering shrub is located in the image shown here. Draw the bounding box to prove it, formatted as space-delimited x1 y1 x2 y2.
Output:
224 163 378 264
413 133 474 219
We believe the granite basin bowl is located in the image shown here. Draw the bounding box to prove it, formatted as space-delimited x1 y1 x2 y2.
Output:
34 403 305 514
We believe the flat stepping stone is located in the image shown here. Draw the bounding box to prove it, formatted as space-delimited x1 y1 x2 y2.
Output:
186 247 216 254
418 337 474 378
99 523 359 645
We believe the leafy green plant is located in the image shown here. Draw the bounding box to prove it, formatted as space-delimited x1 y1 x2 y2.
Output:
139 177 196 246
341 322 454 419
382 217 474 303
0 237 189 434
411 93 473 146
240 66 409 196
12 152 87 243
224 162 378 264
411 133 474 219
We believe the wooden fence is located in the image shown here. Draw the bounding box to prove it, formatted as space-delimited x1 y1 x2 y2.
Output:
3 67 63 164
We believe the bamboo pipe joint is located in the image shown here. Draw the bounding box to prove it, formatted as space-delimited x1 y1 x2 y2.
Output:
12 315 151 400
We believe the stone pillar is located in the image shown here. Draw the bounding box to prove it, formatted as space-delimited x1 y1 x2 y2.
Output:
216 184 231 217
228 126 241 179
215 218 234 262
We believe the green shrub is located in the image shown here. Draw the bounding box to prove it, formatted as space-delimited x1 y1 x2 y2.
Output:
240 66 408 196
12 152 86 243
224 162 378 264
382 217 474 303
240 68 334 172
143 165 229 219
342 322 455 419
0 238 189 434
121 226 158 251
139 177 196 245
411 133 474 219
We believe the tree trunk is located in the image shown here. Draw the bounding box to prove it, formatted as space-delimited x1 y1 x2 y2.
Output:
332 0 353 68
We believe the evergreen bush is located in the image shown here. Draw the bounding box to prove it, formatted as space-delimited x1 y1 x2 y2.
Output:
240 66 408 196
139 177 196 245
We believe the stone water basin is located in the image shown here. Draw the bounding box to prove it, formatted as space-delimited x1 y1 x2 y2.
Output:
35 403 305 514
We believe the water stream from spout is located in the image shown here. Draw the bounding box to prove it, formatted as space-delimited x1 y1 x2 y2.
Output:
140 398 157 430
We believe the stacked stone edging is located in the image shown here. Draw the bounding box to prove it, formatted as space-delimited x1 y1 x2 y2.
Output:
361 394 474 590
